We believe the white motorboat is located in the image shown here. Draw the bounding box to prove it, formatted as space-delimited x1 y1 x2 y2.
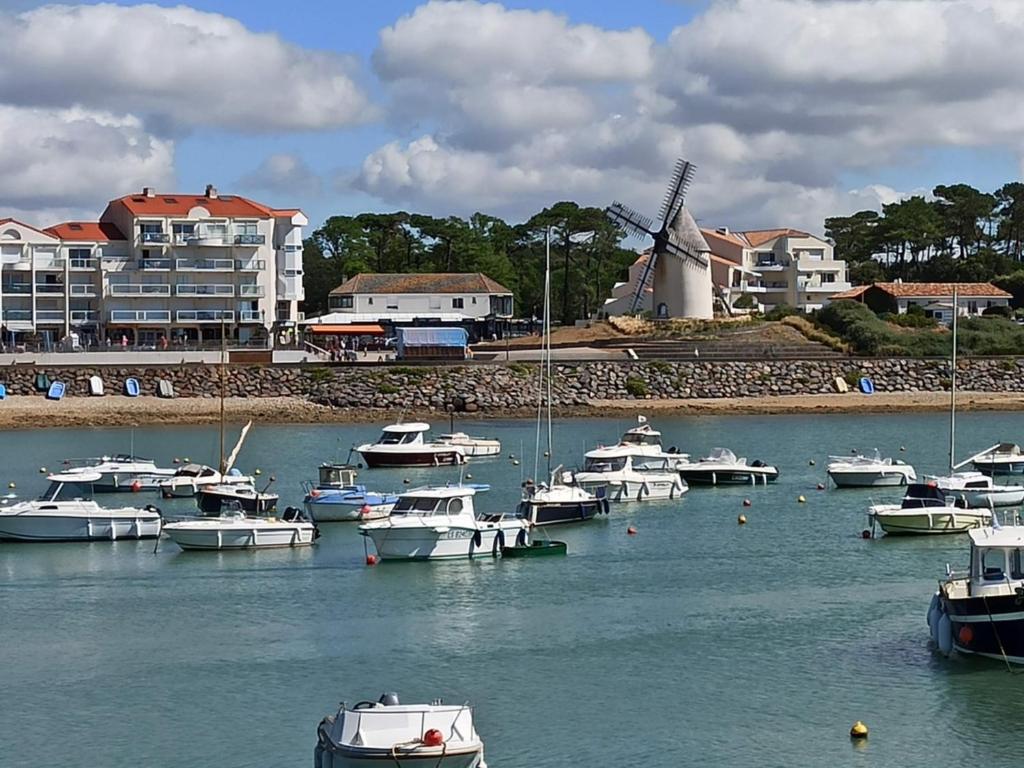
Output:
617 416 688 463
869 483 992 536
517 468 609 526
436 432 501 458
827 450 917 487
162 506 318 551
675 448 779 486
303 463 397 522
0 471 162 542
357 423 466 468
971 443 1024 475
924 471 1024 508
359 486 527 560
574 447 687 502
159 465 254 498
315 692 486 768
61 454 175 492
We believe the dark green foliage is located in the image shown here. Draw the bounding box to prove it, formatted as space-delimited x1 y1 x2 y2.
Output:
733 293 757 309
625 376 648 397
764 304 798 321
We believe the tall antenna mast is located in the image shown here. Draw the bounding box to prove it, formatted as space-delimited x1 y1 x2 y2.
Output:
949 288 958 473
219 317 227 474
545 226 553 477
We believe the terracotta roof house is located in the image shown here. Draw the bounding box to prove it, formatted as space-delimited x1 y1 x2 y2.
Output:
829 281 1011 322
327 272 514 320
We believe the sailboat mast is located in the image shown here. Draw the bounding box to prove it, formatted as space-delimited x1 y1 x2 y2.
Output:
219 318 227 474
545 227 553 476
949 288 958 474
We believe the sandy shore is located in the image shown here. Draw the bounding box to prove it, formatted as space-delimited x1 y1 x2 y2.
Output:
1 391 1023 429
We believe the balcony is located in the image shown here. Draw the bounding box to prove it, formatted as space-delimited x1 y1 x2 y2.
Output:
188 234 230 247
736 282 767 294
3 309 32 322
239 310 265 323
2 282 31 294
70 310 98 325
70 284 98 297
176 309 234 323
36 310 65 324
176 258 234 272
140 232 169 244
109 284 172 297
235 259 266 271
109 310 171 323
176 284 234 297
234 233 266 246
798 280 852 293
35 283 64 294
70 258 98 270
140 258 173 271
238 285 265 297
33 258 66 271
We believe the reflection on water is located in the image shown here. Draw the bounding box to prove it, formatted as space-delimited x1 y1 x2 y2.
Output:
3 411 1024 767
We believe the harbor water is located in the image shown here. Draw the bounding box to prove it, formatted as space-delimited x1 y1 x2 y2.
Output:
4 412 1024 767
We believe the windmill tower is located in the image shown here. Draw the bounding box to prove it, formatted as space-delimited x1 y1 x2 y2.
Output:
605 159 713 319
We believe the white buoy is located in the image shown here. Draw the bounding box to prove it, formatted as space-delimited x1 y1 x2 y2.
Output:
937 612 953 656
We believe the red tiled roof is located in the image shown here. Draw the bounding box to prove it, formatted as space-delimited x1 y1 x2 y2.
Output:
44 221 126 241
740 228 812 248
331 273 512 296
872 282 1011 299
829 286 869 300
109 192 291 218
700 228 747 248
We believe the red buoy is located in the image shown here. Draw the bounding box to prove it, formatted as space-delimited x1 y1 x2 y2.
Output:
742 499 752 507
360 504 372 516
423 729 444 747
310 489 320 498
627 525 638 536
365 554 378 566
958 625 974 645
130 480 142 493
861 529 872 539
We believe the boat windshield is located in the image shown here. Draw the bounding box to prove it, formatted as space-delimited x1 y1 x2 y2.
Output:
632 457 669 472
621 433 660 447
391 496 465 515
378 431 420 445
40 480 93 502
319 466 357 486
584 456 626 473
971 547 1024 582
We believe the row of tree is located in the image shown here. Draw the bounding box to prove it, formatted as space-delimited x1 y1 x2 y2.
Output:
302 203 637 324
825 182 1024 284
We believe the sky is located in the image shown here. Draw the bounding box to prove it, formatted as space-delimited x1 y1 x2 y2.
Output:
1 0 1022 236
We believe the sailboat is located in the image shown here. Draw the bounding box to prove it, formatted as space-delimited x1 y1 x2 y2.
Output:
869 290 992 535
514 228 609 528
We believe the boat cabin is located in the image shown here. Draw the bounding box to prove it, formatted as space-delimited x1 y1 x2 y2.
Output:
374 423 430 446
620 423 664 449
947 527 1024 598
389 487 477 517
900 484 956 509
317 463 359 489
172 464 220 479
41 471 100 501
583 447 672 473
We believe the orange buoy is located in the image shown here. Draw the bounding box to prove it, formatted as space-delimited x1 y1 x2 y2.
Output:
742 499 752 507
958 625 974 645
423 729 444 747
627 525 638 536
310 489 320 497
365 554 378 566
360 504 372 516
130 480 142 492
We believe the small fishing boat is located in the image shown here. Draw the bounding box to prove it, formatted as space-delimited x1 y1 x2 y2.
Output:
315 693 487 768
0 471 162 542
675 448 778 486
574 447 687 502
868 484 992 536
356 423 466 468
162 505 317 551
196 482 278 515
88 376 104 396
616 416 688 465
827 450 916 487
930 523 1024 663
124 378 140 397
302 463 397 522
926 471 1024 508
517 468 608 526
359 485 527 561
502 538 566 557
971 443 1024 475
435 432 501 457
61 454 176 492
46 381 65 400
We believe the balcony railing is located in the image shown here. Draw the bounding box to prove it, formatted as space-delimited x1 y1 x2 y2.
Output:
70 284 98 297
70 310 98 324
33 258 66 270
3 309 32 321
140 232 169 244
1 283 31 294
140 258 173 270
798 280 852 293
109 284 172 296
176 309 234 323
235 259 266 271
176 258 234 271
35 283 64 294
234 233 266 246
176 284 234 297
109 310 171 323
238 285 265 297
70 258 98 270
238 310 265 323
36 310 65 323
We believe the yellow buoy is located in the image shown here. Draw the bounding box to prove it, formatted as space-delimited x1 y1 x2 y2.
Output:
798 495 807 503
738 514 747 525
850 721 868 739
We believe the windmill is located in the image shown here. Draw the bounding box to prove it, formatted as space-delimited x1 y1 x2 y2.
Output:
605 159 714 319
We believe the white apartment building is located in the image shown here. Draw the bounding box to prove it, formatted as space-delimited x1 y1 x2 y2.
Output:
703 227 851 312
0 185 306 345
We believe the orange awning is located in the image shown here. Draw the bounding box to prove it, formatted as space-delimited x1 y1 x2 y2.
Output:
307 324 385 335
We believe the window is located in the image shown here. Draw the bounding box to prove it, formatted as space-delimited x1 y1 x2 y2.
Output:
584 456 626 472
285 269 303 277
172 222 195 239
236 221 258 235
368 297 373 305
471 297 477 304
822 273 836 283
981 548 1007 581
452 297 465 309
968 300 978 314
139 222 162 234
446 498 463 514
68 248 90 260
338 296 353 309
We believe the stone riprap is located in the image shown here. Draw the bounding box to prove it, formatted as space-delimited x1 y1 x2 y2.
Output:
1 358 1022 411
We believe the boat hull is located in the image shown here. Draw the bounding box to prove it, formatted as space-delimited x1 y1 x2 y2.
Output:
362 522 524 560
0 513 161 541
163 523 316 550
519 498 608 526
870 507 991 535
677 468 778 486
576 478 684 502
941 593 1024 664
359 449 465 468
316 744 483 768
973 460 1024 476
197 490 278 514
304 499 394 522
828 470 910 488
92 473 174 493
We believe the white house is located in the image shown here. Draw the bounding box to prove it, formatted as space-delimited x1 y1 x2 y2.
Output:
327 273 513 319
829 282 1012 323
600 253 653 316
0 185 306 346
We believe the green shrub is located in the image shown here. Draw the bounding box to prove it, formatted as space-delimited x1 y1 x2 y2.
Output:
983 305 1013 318
889 312 938 328
507 362 532 377
764 304 798 321
843 370 862 388
378 383 399 395
389 365 426 378
647 361 672 374
309 368 332 383
625 376 648 397
733 293 757 310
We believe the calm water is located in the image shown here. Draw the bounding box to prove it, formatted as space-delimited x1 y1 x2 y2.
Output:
4 413 1024 767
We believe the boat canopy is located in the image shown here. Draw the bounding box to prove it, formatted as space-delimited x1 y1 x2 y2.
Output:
900 484 949 508
620 424 663 447
46 470 102 483
381 422 430 433
985 443 1023 457
704 447 739 464
969 527 1024 549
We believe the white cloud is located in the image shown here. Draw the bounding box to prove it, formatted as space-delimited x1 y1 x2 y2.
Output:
0 105 173 223
237 153 322 198
0 3 372 132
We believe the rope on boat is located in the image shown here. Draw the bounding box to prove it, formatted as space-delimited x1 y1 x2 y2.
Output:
982 588 1021 674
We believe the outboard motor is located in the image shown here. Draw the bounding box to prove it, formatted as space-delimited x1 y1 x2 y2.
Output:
378 692 400 706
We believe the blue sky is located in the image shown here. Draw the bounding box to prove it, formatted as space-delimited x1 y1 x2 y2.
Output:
1 0 1021 234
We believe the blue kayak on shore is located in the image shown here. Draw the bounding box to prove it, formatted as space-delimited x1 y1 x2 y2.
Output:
124 378 140 397
46 381 65 401
858 377 875 394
